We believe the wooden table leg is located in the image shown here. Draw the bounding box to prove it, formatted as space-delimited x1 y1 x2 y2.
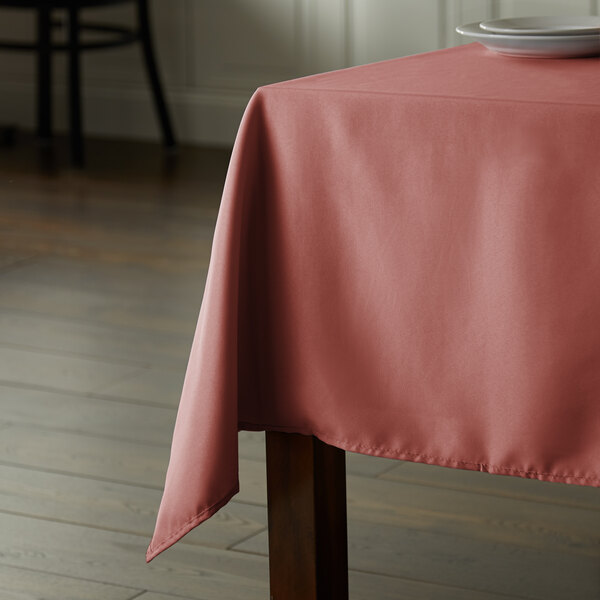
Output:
265 431 348 600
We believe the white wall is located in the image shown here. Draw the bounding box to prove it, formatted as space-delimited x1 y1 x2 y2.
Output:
0 0 597 146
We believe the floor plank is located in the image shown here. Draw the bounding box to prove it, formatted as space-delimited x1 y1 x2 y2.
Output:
0 206 216 269
0 309 193 368
0 384 177 444
0 278 202 335
0 422 264 498
345 472 600 556
0 513 269 600
381 461 600 511
232 523 599 600
0 464 266 551
0 424 169 488
0 346 144 395
134 595 195 600
135 572 520 600
93 366 187 407
0 256 205 298
348 570 516 600
0 251 36 271
230 459 600 557
0 564 140 600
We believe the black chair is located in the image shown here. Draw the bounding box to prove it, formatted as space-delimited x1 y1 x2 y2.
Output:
0 0 176 166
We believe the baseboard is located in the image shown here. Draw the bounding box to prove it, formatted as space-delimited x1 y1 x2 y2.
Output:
0 81 251 147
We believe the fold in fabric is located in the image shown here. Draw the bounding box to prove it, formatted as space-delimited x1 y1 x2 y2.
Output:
147 43 600 562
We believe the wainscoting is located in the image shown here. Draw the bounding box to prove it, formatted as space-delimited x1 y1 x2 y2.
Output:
0 0 598 145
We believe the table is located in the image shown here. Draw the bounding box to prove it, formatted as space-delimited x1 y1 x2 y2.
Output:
147 43 600 599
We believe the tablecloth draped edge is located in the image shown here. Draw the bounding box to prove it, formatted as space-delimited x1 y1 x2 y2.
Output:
145 420 598 561
145 482 240 563
147 418 598 561
240 422 600 487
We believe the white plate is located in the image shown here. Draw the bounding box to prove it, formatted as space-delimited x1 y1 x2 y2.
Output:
480 16 600 36
456 22 600 58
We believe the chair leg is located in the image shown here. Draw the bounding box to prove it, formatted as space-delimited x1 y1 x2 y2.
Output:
137 0 176 148
36 6 52 141
68 6 84 167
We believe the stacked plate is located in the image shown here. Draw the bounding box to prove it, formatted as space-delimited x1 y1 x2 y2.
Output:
456 16 600 58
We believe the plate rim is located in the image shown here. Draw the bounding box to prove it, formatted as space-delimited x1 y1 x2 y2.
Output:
479 15 600 36
456 21 600 42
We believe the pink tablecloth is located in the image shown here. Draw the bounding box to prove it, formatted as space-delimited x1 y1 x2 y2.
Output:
147 43 600 561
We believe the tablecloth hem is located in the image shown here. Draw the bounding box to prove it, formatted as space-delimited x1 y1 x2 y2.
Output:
238 421 599 487
145 481 240 563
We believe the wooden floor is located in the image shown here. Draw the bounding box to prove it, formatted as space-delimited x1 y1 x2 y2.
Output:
0 135 598 600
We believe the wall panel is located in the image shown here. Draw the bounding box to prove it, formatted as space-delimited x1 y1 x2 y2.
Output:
496 0 595 17
189 0 307 91
349 0 442 65
0 0 592 146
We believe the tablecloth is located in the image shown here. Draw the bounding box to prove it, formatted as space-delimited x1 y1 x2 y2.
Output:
147 43 600 562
